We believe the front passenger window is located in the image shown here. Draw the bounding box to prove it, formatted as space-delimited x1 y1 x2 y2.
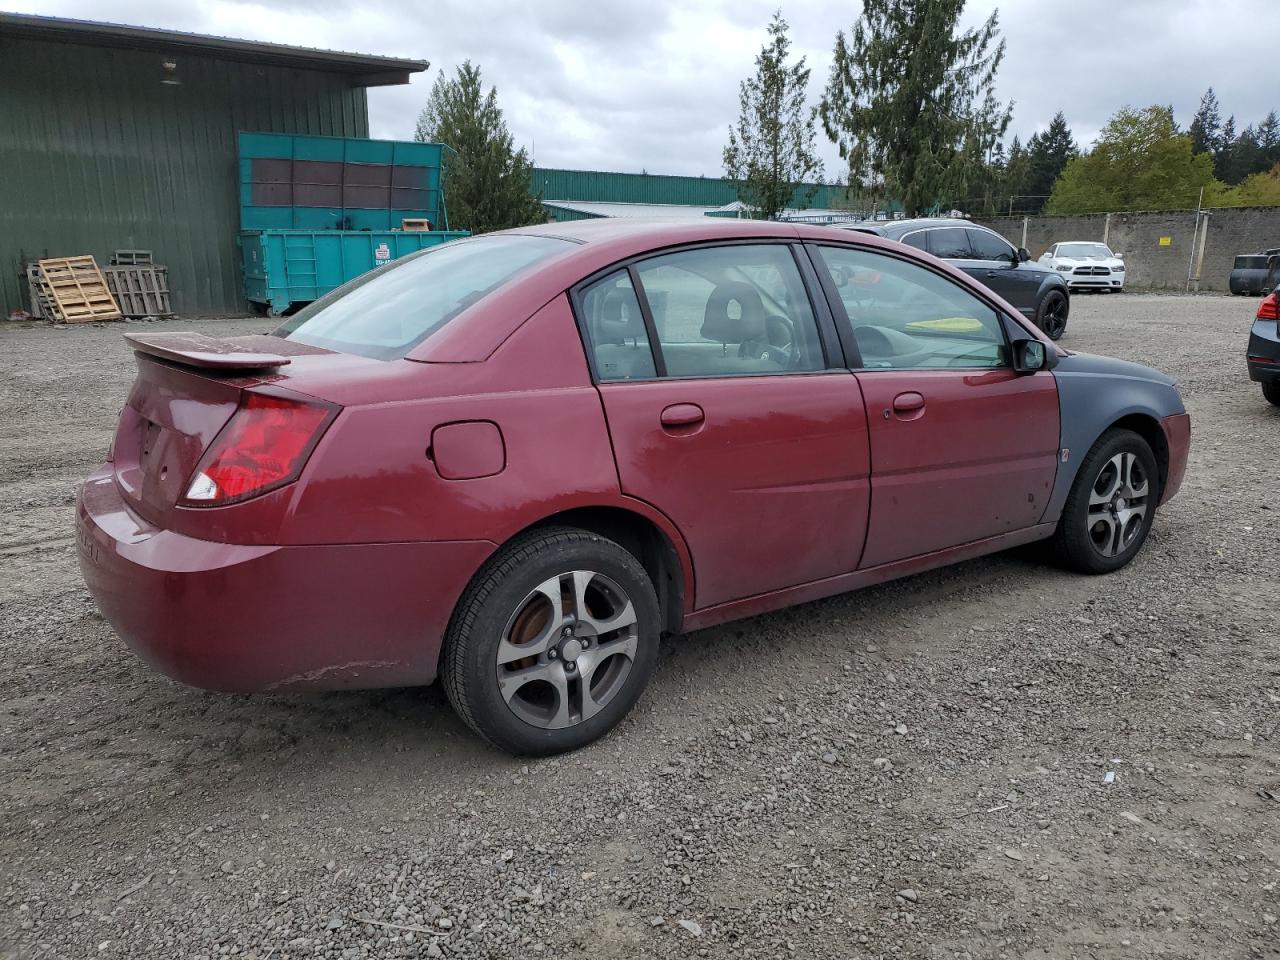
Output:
968 229 1015 262
816 245 1009 370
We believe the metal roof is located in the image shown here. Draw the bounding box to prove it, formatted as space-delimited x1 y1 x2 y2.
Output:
541 200 746 220
0 12 428 86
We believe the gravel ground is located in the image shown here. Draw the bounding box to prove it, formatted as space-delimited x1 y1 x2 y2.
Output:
2 295 1278 960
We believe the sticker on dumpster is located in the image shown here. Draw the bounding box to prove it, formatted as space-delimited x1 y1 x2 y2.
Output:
374 243 391 265
1158 236 1172 247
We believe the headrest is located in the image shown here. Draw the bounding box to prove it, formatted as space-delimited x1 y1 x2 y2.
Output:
701 281 766 343
595 287 647 345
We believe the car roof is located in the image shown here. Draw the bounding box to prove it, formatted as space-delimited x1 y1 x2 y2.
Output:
836 217 993 239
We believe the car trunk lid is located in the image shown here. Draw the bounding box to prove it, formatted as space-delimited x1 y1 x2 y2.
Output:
113 333 336 525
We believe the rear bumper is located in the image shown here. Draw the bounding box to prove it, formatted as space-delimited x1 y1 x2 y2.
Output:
1159 413 1191 505
76 466 495 692
1246 319 1280 383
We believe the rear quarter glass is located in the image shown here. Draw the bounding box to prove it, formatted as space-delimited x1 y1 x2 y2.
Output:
274 234 575 360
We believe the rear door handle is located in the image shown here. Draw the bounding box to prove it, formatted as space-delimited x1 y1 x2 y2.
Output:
892 391 925 413
660 403 705 429
986 270 999 278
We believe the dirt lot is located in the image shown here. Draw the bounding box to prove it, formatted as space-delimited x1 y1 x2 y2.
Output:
2 295 1278 960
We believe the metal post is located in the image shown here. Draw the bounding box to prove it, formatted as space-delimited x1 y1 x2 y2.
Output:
1186 187 1204 292
1191 210 1210 292
1008 196 1014 216
1021 217 1028 249
1103 212 1111 246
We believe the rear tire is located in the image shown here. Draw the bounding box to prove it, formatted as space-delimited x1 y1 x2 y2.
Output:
442 527 661 756
1048 429 1159 574
1263 380 1280 407
1036 289 1069 340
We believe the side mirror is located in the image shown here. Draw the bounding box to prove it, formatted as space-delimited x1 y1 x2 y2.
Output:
1113 252 1124 259
1017 247 1032 262
1012 338 1054 373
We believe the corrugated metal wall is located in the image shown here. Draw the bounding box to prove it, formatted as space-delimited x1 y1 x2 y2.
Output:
530 167 847 210
0 35 369 315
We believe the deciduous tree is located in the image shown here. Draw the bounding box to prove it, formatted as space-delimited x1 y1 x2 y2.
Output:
1047 106 1220 213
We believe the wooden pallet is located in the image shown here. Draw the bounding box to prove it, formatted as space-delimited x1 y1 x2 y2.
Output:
37 256 121 323
103 265 173 318
24 263 52 320
110 249 154 266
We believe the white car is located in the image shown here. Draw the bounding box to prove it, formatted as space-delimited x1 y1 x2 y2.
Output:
1039 242 1126 292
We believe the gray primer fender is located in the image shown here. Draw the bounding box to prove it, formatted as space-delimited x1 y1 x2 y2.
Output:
1041 352 1186 524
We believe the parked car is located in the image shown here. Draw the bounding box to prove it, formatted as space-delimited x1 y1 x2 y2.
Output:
76 220 1190 755
1229 250 1280 295
839 218 1071 339
1247 290 1280 405
1039 241 1127 293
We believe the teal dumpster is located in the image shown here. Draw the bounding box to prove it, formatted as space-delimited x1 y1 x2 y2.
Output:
237 132 469 313
242 229 469 315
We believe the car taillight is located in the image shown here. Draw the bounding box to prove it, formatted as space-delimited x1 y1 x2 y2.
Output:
1258 292 1279 321
180 392 338 507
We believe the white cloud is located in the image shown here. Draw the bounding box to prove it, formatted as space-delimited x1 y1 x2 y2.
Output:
12 0 1280 178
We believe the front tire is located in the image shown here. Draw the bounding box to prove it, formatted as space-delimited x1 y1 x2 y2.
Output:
1048 429 1159 574
1036 289 1069 340
442 527 661 756
1263 380 1280 407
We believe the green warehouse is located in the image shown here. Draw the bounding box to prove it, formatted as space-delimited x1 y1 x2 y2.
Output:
0 13 426 315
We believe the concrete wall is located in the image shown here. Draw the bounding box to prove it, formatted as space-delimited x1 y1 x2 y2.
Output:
973 207 1280 293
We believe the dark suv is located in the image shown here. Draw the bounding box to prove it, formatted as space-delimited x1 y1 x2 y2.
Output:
840 218 1071 339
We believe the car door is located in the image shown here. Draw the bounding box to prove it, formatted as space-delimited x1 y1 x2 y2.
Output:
575 243 871 609
968 228 1042 317
809 242 1060 568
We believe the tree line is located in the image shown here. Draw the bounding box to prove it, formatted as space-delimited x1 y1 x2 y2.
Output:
725 4 1280 219
413 1 1280 234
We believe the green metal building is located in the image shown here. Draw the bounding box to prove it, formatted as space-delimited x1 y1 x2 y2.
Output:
0 14 426 315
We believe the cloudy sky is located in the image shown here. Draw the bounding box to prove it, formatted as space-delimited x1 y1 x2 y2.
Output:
12 0 1280 180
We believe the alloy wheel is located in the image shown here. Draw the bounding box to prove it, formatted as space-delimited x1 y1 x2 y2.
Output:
495 570 639 729
1042 294 1067 339
1086 452 1150 557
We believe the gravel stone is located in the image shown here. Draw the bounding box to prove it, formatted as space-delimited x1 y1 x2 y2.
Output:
2 296 1278 958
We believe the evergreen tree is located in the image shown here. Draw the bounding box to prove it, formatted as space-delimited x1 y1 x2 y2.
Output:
1214 115 1237 181
1001 136 1031 212
1227 125 1263 184
1258 111 1280 167
818 0 1012 216
414 62 546 234
723 11 825 219
1023 112 1077 212
1189 87 1221 156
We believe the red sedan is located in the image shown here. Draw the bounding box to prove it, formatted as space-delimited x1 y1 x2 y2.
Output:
77 219 1190 755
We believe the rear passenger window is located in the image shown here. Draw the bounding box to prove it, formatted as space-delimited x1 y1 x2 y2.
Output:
632 245 824 378
926 228 973 259
901 232 928 251
578 271 657 381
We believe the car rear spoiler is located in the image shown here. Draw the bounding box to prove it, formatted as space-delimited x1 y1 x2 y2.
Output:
124 332 291 370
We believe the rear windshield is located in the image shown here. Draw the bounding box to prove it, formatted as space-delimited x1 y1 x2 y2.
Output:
1235 256 1268 269
275 234 574 360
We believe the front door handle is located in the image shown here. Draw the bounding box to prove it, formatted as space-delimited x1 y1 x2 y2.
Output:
986 270 999 278
892 392 925 413
660 403 705 429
